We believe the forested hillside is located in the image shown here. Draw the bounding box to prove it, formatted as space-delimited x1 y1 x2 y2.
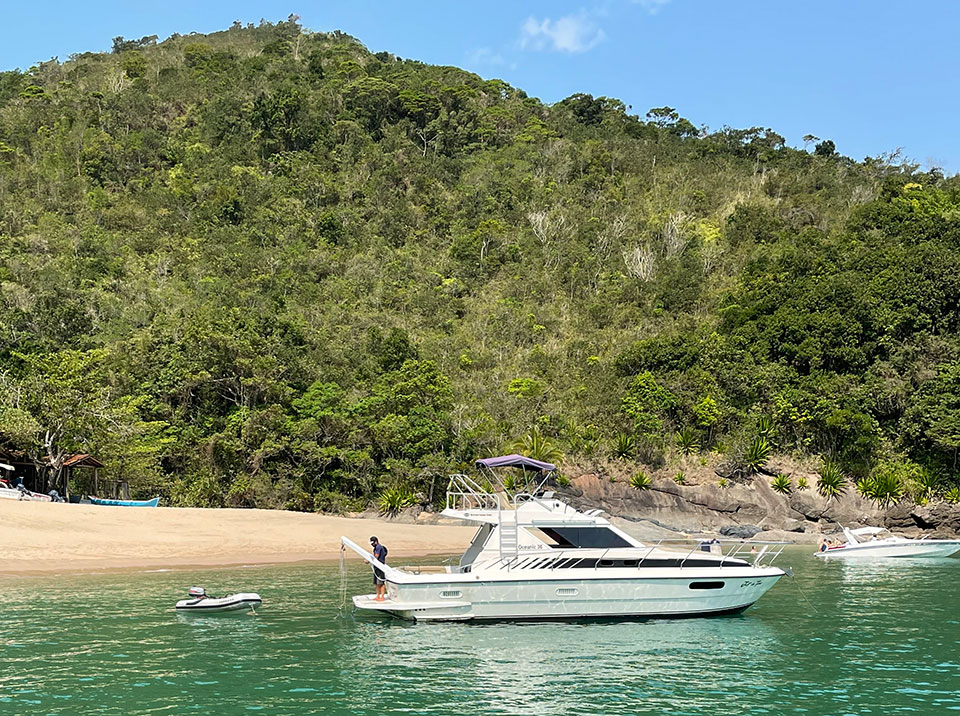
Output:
2 19 959 511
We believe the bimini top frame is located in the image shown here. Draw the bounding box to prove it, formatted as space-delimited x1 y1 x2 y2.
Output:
474 454 556 496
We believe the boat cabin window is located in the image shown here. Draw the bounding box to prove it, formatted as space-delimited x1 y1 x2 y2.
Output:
532 527 632 549
689 581 725 590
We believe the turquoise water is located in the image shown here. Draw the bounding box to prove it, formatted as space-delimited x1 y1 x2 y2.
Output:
2 548 959 715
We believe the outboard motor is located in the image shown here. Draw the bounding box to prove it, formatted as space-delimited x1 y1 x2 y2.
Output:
188 587 206 599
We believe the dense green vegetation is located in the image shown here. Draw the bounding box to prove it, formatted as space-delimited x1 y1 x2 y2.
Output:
2 19 960 510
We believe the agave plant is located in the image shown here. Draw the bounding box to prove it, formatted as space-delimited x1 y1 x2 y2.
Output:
770 474 792 495
502 473 519 494
945 486 960 504
675 427 700 456
907 469 940 503
554 473 571 488
612 432 636 459
673 471 686 485
581 432 602 458
756 415 774 437
510 426 565 464
378 486 415 516
717 478 729 488
817 459 847 501
743 436 771 472
564 433 584 455
796 476 809 491
859 474 901 508
630 471 652 490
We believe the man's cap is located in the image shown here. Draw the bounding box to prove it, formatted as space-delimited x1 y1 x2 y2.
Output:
370 536 378 543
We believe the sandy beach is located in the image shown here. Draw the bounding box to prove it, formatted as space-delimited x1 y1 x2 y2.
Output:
0 501 474 575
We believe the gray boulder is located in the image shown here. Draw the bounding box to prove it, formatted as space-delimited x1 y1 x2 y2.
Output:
719 524 762 539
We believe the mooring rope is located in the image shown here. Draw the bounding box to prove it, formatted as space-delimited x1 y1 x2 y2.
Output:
789 573 818 614
336 543 348 618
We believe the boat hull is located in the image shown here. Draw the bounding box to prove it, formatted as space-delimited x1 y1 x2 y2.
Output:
352 570 783 622
89 496 159 507
0 487 52 502
816 542 960 559
175 593 262 612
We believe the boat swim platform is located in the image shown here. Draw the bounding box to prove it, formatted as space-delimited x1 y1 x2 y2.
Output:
352 594 470 614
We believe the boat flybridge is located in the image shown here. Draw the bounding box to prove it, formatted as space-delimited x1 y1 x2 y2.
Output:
341 455 787 622
816 526 960 559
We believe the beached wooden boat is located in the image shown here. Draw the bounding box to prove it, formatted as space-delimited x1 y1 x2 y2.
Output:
89 495 159 507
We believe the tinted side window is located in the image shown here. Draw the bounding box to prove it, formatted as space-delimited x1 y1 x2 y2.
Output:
540 527 632 548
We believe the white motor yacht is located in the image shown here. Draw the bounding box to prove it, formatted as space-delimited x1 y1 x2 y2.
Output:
815 526 960 559
341 455 787 622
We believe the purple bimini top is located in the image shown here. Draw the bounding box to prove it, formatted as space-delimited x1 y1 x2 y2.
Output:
475 454 556 472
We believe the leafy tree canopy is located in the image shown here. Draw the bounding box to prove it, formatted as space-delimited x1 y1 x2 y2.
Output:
0 21 957 507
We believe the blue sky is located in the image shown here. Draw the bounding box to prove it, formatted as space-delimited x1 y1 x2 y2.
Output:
2 1 957 173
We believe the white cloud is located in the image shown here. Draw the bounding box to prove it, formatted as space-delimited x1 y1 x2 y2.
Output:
520 13 606 54
466 47 505 67
633 0 672 14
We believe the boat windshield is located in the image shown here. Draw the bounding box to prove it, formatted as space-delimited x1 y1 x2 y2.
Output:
531 526 633 549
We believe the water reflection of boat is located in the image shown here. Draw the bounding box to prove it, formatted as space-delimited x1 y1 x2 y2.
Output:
816 526 960 559
342 455 787 622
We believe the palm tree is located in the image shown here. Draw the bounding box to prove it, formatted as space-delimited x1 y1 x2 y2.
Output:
509 426 565 465
858 472 902 508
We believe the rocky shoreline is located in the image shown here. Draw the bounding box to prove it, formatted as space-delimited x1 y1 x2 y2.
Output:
557 460 960 543
372 457 960 544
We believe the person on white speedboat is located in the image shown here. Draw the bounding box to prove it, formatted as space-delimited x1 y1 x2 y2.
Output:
815 525 960 559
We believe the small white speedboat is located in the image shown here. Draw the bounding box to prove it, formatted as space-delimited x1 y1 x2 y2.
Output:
0 485 53 502
175 587 262 613
815 526 960 559
0 464 52 501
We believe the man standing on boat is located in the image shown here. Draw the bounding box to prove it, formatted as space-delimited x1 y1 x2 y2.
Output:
370 536 388 601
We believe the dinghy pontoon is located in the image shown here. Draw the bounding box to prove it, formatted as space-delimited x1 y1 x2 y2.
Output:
175 587 262 613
